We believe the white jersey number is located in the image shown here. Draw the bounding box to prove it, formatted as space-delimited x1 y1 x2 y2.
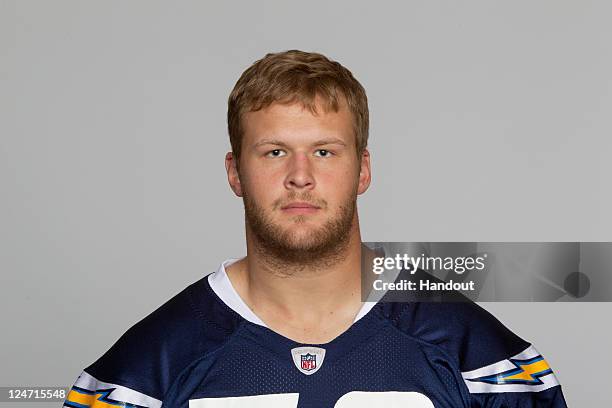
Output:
189 391 434 408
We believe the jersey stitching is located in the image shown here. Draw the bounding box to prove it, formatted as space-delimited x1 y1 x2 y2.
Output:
187 277 245 335
161 321 253 405
374 304 474 407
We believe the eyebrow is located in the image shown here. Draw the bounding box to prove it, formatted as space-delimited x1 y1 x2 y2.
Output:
253 138 347 148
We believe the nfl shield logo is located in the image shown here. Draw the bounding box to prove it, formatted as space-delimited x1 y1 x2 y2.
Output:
301 353 316 371
291 346 326 375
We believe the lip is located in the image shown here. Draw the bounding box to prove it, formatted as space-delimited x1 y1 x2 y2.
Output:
281 202 321 214
282 202 320 209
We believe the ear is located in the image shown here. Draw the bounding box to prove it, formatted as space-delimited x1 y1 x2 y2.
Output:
225 152 243 197
357 148 371 195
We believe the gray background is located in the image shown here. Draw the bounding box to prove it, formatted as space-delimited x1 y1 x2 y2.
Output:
2 1 611 406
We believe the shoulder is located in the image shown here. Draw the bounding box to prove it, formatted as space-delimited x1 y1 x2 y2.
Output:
383 300 530 372
378 300 567 406
65 275 243 408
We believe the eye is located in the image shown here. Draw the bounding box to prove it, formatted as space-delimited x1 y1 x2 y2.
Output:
266 149 286 158
314 149 333 157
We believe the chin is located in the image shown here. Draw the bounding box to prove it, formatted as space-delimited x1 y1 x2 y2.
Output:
278 225 327 244
277 215 322 228
283 239 329 254
283 223 325 237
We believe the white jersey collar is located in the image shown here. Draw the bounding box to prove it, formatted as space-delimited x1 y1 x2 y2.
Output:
208 258 377 327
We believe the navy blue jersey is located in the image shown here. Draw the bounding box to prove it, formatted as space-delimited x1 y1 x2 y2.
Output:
64 259 568 408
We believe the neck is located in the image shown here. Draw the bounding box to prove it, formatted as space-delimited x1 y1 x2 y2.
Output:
225 216 374 343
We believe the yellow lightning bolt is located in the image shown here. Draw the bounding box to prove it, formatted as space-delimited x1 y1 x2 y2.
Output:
66 388 129 408
502 358 551 383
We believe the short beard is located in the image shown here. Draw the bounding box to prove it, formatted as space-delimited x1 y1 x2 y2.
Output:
243 190 356 272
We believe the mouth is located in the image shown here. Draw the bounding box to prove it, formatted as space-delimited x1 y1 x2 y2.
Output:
280 202 321 215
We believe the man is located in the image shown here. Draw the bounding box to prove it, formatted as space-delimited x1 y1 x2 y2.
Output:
64 50 568 407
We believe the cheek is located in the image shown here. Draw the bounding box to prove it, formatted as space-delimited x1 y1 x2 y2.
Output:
319 167 360 199
241 165 285 199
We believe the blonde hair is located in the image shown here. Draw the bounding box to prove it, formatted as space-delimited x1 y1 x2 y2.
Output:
227 50 369 159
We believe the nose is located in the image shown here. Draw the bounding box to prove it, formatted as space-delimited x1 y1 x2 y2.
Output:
284 152 315 191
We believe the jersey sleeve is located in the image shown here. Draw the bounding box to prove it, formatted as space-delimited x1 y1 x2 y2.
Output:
64 370 162 408
462 344 568 407
63 279 213 408
390 300 569 407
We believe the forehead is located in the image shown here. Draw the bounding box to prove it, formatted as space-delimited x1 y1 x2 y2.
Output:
241 98 355 146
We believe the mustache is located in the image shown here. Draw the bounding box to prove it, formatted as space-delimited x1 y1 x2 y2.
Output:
273 192 327 210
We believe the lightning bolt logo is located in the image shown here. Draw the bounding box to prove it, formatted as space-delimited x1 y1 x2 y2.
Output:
468 355 553 386
64 386 148 408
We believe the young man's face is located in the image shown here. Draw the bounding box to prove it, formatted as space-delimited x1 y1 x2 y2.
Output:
226 96 371 262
